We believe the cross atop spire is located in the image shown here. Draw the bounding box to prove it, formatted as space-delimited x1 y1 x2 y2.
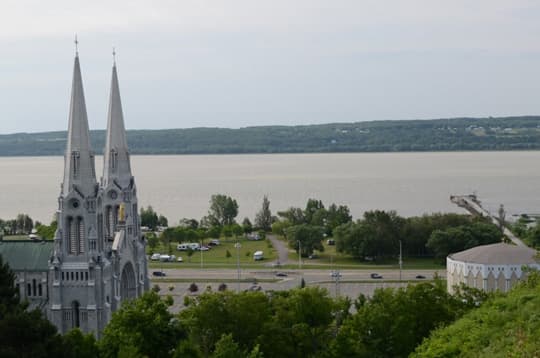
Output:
112 47 116 65
74 34 79 56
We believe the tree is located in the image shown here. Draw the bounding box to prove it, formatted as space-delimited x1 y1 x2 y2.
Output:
14 214 33 234
304 199 324 224
325 204 352 235
231 224 243 238
225 250 232 262
255 195 272 231
147 232 159 251
61 329 99 358
285 224 324 257
180 218 199 229
242 218 253 234
427 221 502 262
331 280 472 358
0 257 64 358
158 215 169 228
35 220 57 240
140 206 159 230
207 194 239 226
212 334 243 358
277 207 305 225
99 291 184 358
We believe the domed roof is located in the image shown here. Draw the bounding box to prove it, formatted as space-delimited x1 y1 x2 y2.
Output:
449 243 539 265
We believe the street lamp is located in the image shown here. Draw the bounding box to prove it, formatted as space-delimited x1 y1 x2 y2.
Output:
235 242 242 291
399 240 403 282
298 240 302 269
200 239 204 269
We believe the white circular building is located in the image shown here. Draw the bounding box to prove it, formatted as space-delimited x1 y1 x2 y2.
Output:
447 243 540 293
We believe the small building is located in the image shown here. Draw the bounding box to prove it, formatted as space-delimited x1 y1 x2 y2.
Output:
0 240 53 309
447 243 540 294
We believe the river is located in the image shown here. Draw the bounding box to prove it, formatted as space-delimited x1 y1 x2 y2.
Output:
0 151 538 224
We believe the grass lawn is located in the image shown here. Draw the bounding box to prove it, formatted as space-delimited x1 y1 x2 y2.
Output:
283 238 443 270
148 237 277 268
2 235 31 240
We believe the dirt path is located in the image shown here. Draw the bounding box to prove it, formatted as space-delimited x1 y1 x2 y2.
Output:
267 234 289 265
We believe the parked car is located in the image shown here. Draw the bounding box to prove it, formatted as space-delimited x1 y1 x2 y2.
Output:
330 271 342 278
150 253 161 261
247 233 261 241
199 246 210 251
159 254 171 262
177 257 183 262
152 271 166 277
275 272 288 277
415 275 426 279
326 239 335 245
208 239 220 246
253 251 264 261
370 273 383 279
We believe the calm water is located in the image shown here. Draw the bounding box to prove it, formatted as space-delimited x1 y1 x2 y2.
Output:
1 152 539 224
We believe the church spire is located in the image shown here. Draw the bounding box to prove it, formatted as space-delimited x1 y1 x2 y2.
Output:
62 51 97 197
102 54 132 188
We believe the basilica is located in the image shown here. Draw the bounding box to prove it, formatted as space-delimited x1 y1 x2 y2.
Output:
0 50 149 336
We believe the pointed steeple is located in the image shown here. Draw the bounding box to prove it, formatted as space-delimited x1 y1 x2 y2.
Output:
102 56 132 188
62 52 97 197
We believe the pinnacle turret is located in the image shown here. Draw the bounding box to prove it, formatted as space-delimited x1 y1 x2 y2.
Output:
102 60 132 188
62 54 97 197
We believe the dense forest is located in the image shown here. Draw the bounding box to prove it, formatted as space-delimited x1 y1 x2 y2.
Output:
2 116 540 156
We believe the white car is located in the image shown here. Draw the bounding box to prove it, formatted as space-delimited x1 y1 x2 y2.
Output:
150 253 161 261
177 257 183 262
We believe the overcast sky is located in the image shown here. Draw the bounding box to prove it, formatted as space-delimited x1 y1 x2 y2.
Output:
1 0 540 133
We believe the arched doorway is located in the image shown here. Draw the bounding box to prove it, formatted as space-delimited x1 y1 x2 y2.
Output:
71 301 80 328
120 262 137 301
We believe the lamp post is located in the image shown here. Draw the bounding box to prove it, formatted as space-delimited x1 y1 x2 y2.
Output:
235 242 241 291
298 240 302 269
200 239 203 269
399 240 403 282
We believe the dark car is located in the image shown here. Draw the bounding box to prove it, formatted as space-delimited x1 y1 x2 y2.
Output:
152 271 166 277
275 272 288 277
370 273 382 279
415 275 426 279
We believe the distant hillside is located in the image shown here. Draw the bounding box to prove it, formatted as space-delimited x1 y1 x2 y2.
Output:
2 116 540 156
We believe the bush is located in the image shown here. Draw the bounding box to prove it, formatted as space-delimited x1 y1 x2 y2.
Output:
189 283 199 293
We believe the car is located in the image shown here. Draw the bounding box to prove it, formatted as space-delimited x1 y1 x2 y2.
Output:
248 284 262 291
208 239 220 246
152 271 166 277
330 271 342 278
199 246 210 251
415 275 426 279
275 272 288 277
308 254 319 259
326 239 335 245
177 257 183 262
370 273 383 279
150 253 161 261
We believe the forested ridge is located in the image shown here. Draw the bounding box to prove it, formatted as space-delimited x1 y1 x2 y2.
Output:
3 116 540 156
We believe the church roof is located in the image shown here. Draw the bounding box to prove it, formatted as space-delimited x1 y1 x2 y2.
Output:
0 240 53 272
62 53 97 197
449 243 539 265
102 61 132 188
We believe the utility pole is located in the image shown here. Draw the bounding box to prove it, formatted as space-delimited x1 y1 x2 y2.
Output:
298 240 302 269
200 239 203 269
399 240 403 282
235 242 241 292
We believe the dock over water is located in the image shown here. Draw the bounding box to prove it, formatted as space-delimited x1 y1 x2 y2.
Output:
450 194 527 247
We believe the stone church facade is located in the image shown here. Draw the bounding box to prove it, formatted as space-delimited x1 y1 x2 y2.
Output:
0 51 149 337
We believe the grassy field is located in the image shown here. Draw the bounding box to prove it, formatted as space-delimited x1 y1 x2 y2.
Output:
148 237 278 268
2 235 30 240
148 235 443 270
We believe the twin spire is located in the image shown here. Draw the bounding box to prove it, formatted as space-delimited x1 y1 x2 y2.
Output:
62 48 132 198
